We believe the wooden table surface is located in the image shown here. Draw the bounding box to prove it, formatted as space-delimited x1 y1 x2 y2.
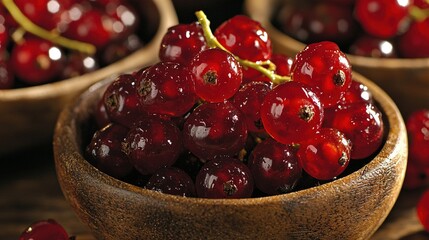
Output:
1 144 428 240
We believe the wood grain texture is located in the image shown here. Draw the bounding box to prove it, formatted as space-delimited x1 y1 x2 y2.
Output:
244 0 429 119
53 71 408 240
0 0 178 156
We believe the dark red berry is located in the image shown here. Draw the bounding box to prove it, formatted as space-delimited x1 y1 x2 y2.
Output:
182 101 248 161
338 79 373 106
189 48 242 102
136 62 197 117
19 219 69 240
159 22 207 65
0 57 14 89
145 167 195 197
125 117 182 175
417 190 429 232
195 157 254 199
86 123 134 178
398 18 429 58
248 138 302 195
403 163 429 189
298 128 351 180
407 109 429 167
349 35 397 58
354 0 410 38
260 81 324 145
291 41 352 107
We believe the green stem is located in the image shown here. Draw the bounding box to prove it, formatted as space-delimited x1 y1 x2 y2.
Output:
195 10 291 85
409 5 429 22
2 0 96 55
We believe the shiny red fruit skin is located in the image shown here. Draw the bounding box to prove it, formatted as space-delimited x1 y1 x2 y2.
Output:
182 101 248 161
195 157 254 199
215 15 272 62
398 19 429 58
406 109 429 167
10 38 65 85
125 118 182 175
417 190 429 232
248 138 302 195
260 81 324 145
349 35 397 58
323 102 384 159
136 61 197 116
86 123 134 179
402 163 429 189
298 128 351 180
354 0 410 38
291 41 352 108
19 219 69 240
338 79 373 106
189 48 242 102
145 167 195 197
159 22 207 65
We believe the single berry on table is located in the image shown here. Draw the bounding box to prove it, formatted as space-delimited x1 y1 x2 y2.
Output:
19 219 69 240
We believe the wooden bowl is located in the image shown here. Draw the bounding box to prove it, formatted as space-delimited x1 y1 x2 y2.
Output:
53 71 408 240
0 0 177 156
245 0 429 119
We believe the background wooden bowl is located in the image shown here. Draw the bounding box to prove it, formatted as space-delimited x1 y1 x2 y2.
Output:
245 0 429 119
53 71 407 240
0 0 177 156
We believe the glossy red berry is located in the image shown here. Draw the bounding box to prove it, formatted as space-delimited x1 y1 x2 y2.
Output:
398 18 429 58
145 167 195 197
103 73 143 127
338 79 373 106
86 123 134 179
159 22 207 65
323 102 384 159
407 109 429 167
403 163 429 189
93 97 111 128
195 157 254 199
125 117 182 175
417 190 429 232
10 38 65 85
260 81 324 145
298 128 351 180
231 81 271 134
189 48 242 102
136 62 197 116
248 138 302 195
291 41 352 107
0 11 9 52
354 0 410 38
215 15 272 62
349 35 397 58
182 101 248 161
19 219 69 240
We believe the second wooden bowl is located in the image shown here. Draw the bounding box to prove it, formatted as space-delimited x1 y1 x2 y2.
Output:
245 0 429 119
0 0 177 156
53 70 407 240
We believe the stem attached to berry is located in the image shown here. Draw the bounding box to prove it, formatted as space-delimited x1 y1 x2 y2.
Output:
195 11 291 85
2 0 96 55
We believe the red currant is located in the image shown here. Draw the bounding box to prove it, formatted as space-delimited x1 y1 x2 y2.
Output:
124 117 182 175
417 190 429 232
189 48 242 102
182 101 248 161
136 62 197 117
86 123 134 179
291 41 352 108
354 0 410 38
349 35 397 58
298 128 351 180
398 18 429 58
19 219 69 240
159 22 207 65
145 167 195 197
338 79 373 106
260 81 324 145
195 157 254 199
407 109 429 167
0 57 14 89
403 163 429 189
248 138 302 195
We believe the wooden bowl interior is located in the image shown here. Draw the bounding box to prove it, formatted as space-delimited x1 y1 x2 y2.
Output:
54 71 407 240
0 0 178 155
244 0 429 119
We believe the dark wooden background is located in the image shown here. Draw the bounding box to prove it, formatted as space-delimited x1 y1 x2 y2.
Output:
1 143 428 239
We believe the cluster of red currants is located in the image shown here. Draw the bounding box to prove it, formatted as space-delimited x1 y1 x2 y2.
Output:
403 109 429 232
0 0 141 89
276 0 429 58
85 11 385 199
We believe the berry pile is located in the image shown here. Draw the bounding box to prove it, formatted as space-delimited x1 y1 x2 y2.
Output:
0 0 148 89
275 0 429 58
85 11 385 199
